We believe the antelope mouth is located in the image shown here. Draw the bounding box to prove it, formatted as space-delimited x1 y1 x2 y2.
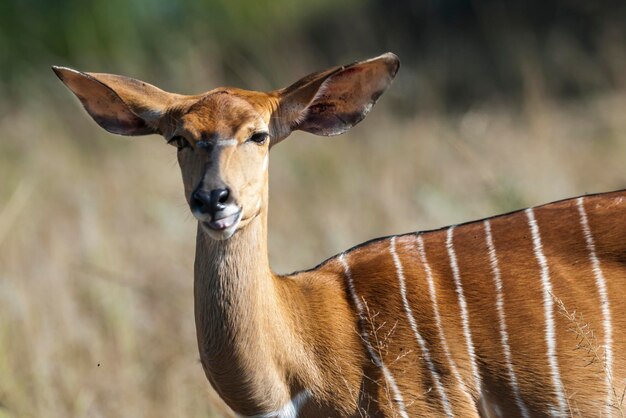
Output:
199 208 243 240
205 209 242 231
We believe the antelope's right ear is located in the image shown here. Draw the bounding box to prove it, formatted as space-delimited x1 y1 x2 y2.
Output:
52 66 176 136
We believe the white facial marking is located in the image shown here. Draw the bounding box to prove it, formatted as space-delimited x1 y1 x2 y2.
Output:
391 237 454 417
216 138 238 147
339 253 410 418
526 208 567 417
240 389 311 418
416 235 475 406
261 154 269 172
577 197 614 418
446 227 482 396
484 220 530 418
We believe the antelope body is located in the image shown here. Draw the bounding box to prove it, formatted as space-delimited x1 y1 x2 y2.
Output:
54 53 626 417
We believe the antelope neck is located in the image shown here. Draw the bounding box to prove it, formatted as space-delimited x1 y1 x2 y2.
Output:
193 211 299 414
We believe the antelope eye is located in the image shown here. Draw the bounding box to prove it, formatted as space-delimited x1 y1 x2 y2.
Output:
168 136 191 150
248 132 269 145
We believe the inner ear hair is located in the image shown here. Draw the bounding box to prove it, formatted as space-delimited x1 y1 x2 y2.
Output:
272 52 400 141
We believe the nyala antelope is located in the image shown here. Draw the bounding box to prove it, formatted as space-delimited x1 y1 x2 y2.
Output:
54 53 626 417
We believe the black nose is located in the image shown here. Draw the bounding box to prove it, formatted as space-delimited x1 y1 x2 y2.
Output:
192 188 230 216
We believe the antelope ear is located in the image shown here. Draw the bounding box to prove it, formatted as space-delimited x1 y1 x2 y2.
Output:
272 52 399 143
52 66 176 136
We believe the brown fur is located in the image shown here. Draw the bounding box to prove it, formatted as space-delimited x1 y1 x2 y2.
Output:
54 55 626 417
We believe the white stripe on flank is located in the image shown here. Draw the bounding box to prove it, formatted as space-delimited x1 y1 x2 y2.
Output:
484 220 531 418
217 138 238 147
339 253 410 418
446 227 482 395
526 208 567 418
577 197 614 417
416 235 475 405
390 237 454 418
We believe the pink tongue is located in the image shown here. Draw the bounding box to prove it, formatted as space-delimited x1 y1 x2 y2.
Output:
213 219 229 229
209 213 237 230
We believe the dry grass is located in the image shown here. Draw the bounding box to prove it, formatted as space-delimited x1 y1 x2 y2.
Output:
552 293 626 417
1 74 625 417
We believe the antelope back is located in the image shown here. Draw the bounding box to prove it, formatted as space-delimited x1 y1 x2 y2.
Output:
322 191 626 417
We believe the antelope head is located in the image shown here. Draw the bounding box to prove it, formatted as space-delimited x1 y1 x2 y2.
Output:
53 53 399 241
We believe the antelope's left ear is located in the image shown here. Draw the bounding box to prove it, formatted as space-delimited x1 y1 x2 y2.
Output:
271 52 399 144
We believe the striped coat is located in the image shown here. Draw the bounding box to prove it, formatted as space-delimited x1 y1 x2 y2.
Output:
297 191 626 417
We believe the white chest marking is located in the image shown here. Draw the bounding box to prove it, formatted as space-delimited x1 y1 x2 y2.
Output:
240 389 311 418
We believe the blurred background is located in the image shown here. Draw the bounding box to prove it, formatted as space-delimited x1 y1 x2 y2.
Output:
1 1 625 417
